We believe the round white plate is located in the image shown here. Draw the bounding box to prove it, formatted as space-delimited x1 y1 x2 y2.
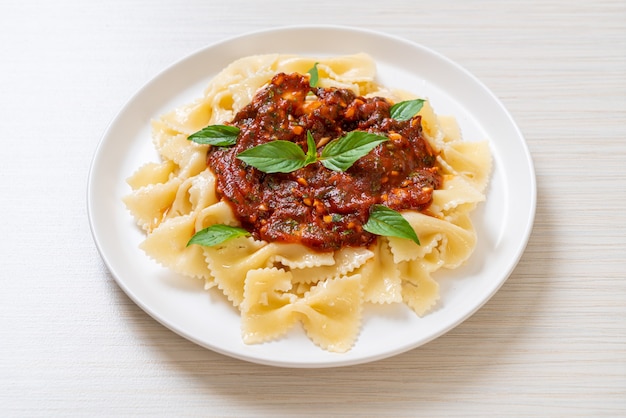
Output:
87 25 535 368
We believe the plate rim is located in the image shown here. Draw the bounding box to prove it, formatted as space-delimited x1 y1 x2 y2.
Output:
87 24 536 368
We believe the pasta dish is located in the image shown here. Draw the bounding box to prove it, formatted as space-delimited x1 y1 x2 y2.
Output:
123 54 491 352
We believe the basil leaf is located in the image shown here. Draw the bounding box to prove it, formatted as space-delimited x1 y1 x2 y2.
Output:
305 130 317 165
307 62 319 87
363 205 420 245
237 140 308 173
235 130 385 174
390 99 425 122
320 131 388 172
188 124 240 146
187 224 250 247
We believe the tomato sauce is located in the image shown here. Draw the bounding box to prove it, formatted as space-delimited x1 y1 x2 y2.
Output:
207 73 441 251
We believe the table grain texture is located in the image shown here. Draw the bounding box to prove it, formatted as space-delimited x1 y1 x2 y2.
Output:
1 0 624 416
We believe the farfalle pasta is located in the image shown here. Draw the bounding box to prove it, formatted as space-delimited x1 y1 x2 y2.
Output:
123 53 491 352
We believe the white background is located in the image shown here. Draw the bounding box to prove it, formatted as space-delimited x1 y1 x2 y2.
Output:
1 0 624 416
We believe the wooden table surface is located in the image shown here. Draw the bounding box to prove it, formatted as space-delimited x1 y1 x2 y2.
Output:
1 0 624 416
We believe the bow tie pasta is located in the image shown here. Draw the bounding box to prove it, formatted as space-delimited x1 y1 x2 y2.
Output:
123 53 491 353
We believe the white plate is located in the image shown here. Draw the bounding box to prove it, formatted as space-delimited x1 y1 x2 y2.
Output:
87 25 535 368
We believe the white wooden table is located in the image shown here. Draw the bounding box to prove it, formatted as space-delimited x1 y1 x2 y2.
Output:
1 0 624 416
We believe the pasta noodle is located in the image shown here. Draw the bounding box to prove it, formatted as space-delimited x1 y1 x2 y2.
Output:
123 53 491 352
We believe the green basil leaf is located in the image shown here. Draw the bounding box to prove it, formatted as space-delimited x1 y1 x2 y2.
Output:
363 205 420 245
307 62 319 87
320 131 388 172
390 99 425 122
237 140 308 173
305 130 317 164
187 224 250 247
187 124 240 146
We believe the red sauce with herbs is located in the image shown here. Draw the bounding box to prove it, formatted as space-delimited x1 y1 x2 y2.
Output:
207 73 441 251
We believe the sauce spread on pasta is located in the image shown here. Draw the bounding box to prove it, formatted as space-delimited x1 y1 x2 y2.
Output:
207 73 441 251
